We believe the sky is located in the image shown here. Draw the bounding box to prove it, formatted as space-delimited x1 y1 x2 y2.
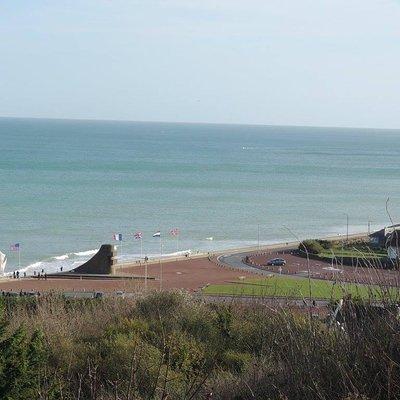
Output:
0 0 400 129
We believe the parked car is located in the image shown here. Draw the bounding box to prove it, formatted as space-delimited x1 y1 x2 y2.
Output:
266 258 286 266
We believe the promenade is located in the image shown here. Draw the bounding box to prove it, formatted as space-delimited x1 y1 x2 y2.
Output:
0 232 369 295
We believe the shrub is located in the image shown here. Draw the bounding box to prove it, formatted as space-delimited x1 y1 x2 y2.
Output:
221 350 252 373
318 239 334 250
3 291 400 399
0 302 55 400
299 239 324 254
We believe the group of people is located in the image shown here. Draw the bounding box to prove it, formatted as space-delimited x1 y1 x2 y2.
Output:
33 269 48 280
12 270 26 279
12 269 48 280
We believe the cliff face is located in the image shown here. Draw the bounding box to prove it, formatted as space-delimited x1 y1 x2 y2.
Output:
72 245 116 275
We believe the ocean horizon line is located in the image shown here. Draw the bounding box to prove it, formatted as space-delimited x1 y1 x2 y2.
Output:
1 117 399 270
1 115 399 132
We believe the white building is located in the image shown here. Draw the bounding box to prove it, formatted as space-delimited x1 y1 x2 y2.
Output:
387 233 400 261
370 224 400 247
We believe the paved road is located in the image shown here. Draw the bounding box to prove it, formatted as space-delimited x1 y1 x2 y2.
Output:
217 245 293 276
217 246 346 284
218 252 272 275
217 249 342 284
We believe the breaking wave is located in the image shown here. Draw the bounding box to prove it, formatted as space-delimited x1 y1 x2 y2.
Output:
74 249 98 257
7 248 100 276
53 254 69 260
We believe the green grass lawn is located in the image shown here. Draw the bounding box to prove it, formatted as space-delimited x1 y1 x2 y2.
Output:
203 275 395 300
319 248 387 259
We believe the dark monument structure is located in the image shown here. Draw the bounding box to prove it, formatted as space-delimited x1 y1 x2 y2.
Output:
44 244 153 282
71 244 117 275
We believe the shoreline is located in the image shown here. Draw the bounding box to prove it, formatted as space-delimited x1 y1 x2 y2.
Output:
0 231 389 297
113 232 368 269
0 232 369 294
2 232 368 276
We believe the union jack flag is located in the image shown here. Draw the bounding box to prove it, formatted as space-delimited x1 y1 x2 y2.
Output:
134 231 143 240
10 243 20 251
170 228 179 236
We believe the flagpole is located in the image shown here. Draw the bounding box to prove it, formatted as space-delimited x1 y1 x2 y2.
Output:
18 248 21 269
145 261 148 291
159 236 163 291
137 233 146 290
176 233 179 252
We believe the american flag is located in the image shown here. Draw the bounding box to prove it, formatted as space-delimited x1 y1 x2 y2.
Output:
10 243 20 251
134 231 143 240
170 228 179 236
113 233 123 241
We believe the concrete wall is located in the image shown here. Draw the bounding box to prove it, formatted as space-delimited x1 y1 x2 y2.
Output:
72 244 116 275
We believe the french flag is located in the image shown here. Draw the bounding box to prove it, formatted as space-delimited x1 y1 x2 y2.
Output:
113 233 123 241
10 243 20 251
152 231 161 237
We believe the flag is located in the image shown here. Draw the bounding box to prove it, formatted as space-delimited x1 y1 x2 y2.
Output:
134 231 142 240
113 233 123 241
10 243 20 251
152 231 161 237
170 228 179 236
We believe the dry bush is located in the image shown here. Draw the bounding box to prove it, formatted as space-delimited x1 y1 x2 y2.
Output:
2 288 400 399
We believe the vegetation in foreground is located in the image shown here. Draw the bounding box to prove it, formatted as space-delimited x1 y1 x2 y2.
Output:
0 291 400 399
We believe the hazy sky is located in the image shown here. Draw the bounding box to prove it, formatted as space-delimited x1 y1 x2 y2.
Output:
1 0 400 128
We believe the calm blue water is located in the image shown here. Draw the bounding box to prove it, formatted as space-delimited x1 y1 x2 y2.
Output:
1 118 399 273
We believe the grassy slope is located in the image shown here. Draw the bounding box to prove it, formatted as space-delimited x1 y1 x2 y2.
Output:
319 248 386 259
319 242 387 258
203 275 389 300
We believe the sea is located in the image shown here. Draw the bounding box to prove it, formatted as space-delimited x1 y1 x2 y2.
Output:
1 117 399 274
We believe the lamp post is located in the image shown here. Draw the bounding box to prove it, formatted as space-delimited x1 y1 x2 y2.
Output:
159 238 163 291
344 213 349 242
